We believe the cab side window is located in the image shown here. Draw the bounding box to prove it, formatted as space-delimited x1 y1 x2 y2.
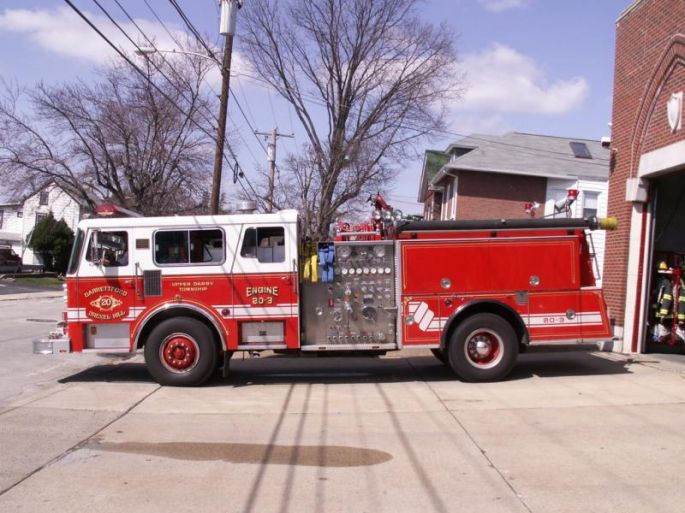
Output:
240 227 285 263
155 229 224 265
86 231 129 267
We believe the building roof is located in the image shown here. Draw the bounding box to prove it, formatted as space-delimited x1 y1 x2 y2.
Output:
417 150 450 202
431 132 610 185
0 188 21 206
0 181 89 208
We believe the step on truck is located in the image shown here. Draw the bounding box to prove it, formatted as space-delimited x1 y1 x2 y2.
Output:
36 196 616 386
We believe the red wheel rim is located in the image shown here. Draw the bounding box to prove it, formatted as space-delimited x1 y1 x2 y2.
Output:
160 334 200 373
463 329 504 369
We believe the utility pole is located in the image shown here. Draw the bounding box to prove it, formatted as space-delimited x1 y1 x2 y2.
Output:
255 128 294 213
209 0 241 215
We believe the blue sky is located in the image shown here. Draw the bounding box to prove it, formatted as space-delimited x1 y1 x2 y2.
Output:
0 0 630 213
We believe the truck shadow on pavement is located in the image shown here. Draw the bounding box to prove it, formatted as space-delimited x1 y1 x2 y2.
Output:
59 351 632 386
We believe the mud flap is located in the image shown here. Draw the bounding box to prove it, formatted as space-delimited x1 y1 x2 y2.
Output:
222 351 234 378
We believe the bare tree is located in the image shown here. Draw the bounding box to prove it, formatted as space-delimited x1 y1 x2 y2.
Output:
242 0 461 238
0 52 219 215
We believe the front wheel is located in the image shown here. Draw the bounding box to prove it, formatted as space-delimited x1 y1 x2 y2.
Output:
144 317 218 386
447 313 518 382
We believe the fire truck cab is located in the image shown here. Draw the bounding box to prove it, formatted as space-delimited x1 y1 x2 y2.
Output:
46 204 614 386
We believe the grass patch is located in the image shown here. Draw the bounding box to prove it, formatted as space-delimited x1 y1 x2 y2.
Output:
11 276 64 288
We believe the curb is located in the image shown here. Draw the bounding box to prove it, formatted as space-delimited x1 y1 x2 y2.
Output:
0 291 64 301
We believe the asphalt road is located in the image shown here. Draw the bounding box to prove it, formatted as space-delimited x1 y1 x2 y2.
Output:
0 279 61 296
1 297 685 513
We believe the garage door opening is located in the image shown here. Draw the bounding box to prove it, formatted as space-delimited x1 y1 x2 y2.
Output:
645 169 685 354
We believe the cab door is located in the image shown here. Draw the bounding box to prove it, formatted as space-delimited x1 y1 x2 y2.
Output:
77 229 138 350
231 221 299 350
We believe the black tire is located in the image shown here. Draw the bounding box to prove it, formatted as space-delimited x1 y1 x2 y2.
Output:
431 348 448 365
144 317 218 386
447 313 518 382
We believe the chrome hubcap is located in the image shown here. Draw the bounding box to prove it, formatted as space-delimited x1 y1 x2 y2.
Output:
464 329 504 369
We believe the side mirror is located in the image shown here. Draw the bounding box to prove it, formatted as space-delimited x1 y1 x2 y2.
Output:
90 230 101 266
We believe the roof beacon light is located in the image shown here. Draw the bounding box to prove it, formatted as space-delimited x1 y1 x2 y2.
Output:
554 189 579 216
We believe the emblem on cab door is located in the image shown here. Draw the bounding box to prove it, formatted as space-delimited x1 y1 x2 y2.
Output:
90 295 123 312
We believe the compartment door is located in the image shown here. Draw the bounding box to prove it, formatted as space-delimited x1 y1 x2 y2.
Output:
402 297 442 346
580 289 612 340
231 222 300 349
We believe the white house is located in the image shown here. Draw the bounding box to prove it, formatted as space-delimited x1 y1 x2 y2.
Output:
0 182 86 266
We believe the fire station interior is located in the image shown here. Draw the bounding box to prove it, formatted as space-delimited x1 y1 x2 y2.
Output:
646 169 685 353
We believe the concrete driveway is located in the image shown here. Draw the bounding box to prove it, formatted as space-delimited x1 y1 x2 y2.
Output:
1 298 685 513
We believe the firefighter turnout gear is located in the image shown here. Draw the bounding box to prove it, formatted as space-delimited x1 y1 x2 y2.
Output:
655 275 674 321
678 277 685 324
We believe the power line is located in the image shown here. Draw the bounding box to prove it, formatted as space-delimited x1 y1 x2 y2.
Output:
143 0 184 48
63 0 259 209
141 0 268 203
167 0 220 63
93 0 233 160
236 78 260 137
93 0 198 114
230 90 268 154
106 0 265 205
164 0 269 157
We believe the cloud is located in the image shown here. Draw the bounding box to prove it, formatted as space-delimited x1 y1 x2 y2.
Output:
452 114 511 136
0 6 183 63
455 43 588 114
478 0 529 13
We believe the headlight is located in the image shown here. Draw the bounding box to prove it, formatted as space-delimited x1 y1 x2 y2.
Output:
372 209 382 220
382 209 393 221
393 209 404 221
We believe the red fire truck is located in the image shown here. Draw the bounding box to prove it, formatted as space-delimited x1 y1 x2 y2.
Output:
37 197 616 386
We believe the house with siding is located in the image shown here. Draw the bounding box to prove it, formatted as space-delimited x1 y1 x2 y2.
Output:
0 182 86 266
417 132 610 284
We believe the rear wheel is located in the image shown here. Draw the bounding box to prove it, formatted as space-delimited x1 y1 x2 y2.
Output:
144 317 218 386
447 313 518 382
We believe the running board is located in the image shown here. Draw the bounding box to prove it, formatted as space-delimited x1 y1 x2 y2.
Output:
300 343 397 352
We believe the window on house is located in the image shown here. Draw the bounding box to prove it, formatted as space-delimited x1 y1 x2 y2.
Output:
583 191 600 218
0 210 4 229
154 229 224 265
39 191 49 205
35 212 48 224
240 227 285 263
17 211 22 218
570 142 592 159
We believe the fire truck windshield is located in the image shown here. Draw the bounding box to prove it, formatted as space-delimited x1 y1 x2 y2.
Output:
67 229 85 275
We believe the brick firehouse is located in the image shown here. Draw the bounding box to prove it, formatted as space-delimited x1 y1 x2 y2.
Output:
605 0 685 353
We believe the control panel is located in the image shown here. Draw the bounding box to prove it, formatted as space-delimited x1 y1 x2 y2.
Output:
300 241 397 348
